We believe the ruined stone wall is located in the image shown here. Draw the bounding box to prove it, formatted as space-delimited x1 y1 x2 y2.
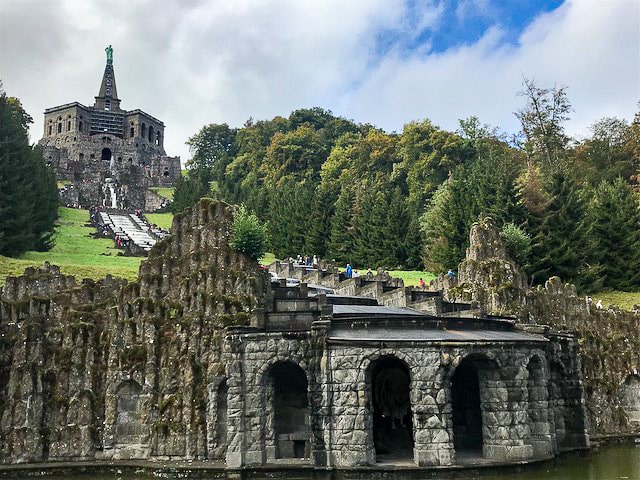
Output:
0 199 265 464
448 220 640 436
40 132 180 210
0 264 124 463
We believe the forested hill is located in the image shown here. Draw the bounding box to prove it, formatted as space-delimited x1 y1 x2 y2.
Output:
173 81 640 293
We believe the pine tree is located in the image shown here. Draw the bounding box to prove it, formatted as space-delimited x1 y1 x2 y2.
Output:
327 187 355 264
30 147 59 251
170 175 207 214
305 184 337 258
528 168 587 285
584 178 640 291
0 91 37 256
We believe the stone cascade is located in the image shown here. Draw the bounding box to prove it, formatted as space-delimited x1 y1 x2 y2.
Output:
269 262 478 318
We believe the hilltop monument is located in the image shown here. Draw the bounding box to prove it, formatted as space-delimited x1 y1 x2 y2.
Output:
38 46 181 211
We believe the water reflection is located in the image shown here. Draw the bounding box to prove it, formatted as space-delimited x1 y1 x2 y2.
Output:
2 444 639 480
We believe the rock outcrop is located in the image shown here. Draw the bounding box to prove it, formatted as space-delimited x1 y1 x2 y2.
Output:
0 199 265 463
447 219 640 435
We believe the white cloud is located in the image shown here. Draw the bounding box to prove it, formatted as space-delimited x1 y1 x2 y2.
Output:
0 0 637 163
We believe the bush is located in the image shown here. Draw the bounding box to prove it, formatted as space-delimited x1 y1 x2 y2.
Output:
230 206 268 260
500 223 531 267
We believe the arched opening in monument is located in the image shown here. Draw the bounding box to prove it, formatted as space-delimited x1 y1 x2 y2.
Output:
101 148 112 161
48 125 52 135
620 374 640 424
57 122 62 133
115 380 144 444
451 358 483 454
130 126 135 138
67 120 71 131
156 131 161 146
268 361 309 459
163 169 170 177
79 121 83 132
148 126 154 143
141 123 146 138
370 356 413 460
216 379 229 449
104 99 111 111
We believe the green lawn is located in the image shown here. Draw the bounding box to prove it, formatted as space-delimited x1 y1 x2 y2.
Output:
0 207 142 286
149 187 175 200
388 270 437 286
591 291 640 311
146 212 174 230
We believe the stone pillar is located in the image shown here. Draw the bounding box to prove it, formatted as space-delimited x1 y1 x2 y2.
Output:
327 346 373 467
412 354 454 466
310 318 331 466
225 334 249 468
481 364 533 462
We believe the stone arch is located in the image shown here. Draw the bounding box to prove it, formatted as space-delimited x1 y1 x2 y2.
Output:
264 360 310 460
156 131 161 146
130 126 134 138
620 374 640 424
216 378 229 450
148 126 154 143
101 148 112 161
57 122 62 133
141 123 146 138
115 380 144 445
526 354 553 457
79 121 83 132
367 355 414 461
448 353 500 457
67 120 71 131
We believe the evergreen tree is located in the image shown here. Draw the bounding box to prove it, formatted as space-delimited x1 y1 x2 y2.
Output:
327 187 355 264
0 89 57 256
528 168 587 285
170 175 207 214
267 178 314 258
584 178 640 291
305 184 336 258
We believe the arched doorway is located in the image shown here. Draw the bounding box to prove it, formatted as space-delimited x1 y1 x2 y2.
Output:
115 380 144 445
621 375 640 423
101 147 112 161
451 358 483 453
268 362 309 459
216 379 229 450
370 356 413 460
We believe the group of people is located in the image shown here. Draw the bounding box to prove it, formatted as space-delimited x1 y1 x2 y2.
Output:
290 254 319 269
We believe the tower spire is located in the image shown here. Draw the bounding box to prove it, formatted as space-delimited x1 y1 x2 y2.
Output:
95 45 120 111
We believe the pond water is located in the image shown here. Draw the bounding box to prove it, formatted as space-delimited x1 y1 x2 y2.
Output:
3 444 639 480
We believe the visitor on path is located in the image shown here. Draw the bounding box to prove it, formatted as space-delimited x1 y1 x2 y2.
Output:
447 269 455 278
346 263 353 279
419 277 426 288
353 270 360 278
312 255 318 268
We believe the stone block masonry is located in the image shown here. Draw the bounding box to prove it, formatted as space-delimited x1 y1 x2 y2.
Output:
0 200 590 472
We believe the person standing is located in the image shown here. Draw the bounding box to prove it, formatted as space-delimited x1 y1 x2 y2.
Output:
346 263 353 279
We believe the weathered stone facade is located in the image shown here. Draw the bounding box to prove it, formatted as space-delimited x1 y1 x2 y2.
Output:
37 48 180 210
0 200 591 472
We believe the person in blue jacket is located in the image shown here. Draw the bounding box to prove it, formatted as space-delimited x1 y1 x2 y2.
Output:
346 263 353 279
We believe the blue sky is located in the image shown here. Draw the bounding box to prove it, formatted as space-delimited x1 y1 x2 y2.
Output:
377 0 564 56
0 0 637 162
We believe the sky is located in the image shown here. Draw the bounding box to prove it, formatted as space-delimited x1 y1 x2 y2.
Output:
0 0 638 163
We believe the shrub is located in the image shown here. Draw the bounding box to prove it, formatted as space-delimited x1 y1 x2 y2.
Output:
500 223 531 267
230 206 268 260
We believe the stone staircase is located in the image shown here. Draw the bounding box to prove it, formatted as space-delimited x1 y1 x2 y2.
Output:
267 262 480 318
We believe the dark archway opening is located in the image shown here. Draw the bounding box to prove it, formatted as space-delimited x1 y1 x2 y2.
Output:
216 380 228 449
452 359 483 453
269 362 309 459
101 148 112 161
371 356 413 459
115 380 143 444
